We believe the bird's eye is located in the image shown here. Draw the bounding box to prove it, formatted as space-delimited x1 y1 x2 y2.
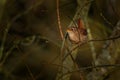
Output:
71 28 74 31
71 27 76 31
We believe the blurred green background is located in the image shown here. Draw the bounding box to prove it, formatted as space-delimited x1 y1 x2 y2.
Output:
0 0 120 80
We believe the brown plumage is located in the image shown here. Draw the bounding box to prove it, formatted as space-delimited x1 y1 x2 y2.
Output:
67 19 88 44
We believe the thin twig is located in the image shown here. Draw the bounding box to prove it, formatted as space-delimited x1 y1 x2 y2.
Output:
59 64 120 79
78 0 94 18
56 0 65 80
100 12 114 27
25 64 36 80
108 0 120 19
57 0 64 40
89 35 120 41
0 44 16 65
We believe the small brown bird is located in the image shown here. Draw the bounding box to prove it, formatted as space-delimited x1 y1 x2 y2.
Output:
67 19 87 44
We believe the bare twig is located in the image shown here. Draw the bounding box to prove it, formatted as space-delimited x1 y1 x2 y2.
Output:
56 0 64 40
59 64 120 79
0 43 16 65
100 12 114 27
108 0 120 19
25 64 36 80
89 35 120 41
56 0 64 79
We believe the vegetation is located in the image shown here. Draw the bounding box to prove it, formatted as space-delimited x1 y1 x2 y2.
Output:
0 0 120 80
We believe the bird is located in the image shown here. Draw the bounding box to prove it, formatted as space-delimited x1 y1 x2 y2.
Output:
67 19 88 44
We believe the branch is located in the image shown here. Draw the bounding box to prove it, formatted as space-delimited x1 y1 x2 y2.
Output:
56 0 64 40
59 64 120 79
